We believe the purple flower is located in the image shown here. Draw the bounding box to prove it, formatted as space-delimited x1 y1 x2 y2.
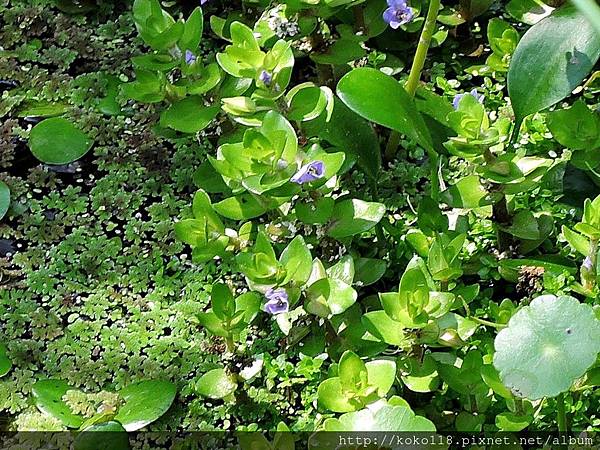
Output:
383 0 415 29
201 0 208 4
264 288 289 315
452 88 484 110
583 256 594 271
185 50 196 65
259 70 273 86
290 160 325 184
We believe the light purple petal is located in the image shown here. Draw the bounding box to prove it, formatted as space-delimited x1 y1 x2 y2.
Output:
383 7 398 26
452 93 464 110
387 0 408 8
264 288 289 315
290 160 325 184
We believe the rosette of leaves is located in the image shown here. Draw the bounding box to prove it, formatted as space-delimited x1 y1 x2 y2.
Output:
493 294 600 400
197 282 262 351
217 21 294 125
175 190 255 263
317 351 396 413
124 0 221 133
236 232 313 294
208 111 345 220
31 379 177 442
546 100 600 173
466 19 519 75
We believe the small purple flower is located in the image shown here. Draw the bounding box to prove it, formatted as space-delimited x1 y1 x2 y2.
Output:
201 0 208 4
583 256 594 271
185 50 196 65
290 160 325 184
259 70 273 86
452 88 484 110
383 0 415 29
264 288 289 315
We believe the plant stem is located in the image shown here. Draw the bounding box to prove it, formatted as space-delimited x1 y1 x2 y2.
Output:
557 393 568 432
398 0 442 199
404 0 442 97
384 130 402 161
470 316 507 329
225 336 235 353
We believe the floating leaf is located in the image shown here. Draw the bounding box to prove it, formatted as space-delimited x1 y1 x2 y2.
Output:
196 368 237 399
114 380 176 431
493 294 600 399
29 118 93 165
32 380 84 428
508 5 600 123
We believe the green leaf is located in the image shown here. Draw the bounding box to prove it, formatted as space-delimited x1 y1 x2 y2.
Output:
196 368 238 399
74 421 130 450
495 412 533 432
399 355 440 393
29 118 93 165
362 311 409 347
354 258 387 287
0 343 11 377
508 5 600 122
339 351 368 392
213 193 268 220
179 7 203 51
326 255 355 285
365 359 397 396
160 98 219 133
296 197 335 225
322 404 436 431
493 294 600 399
211 283 235 320
303 98 381 179
0 181 10 220
317 378 362 413
114 380 176 431
32 380 84 428
327 199 386 239
440 175 501 209
279 236 313 285
337 67 433 151
547 100 600 150
480 364 514 399
305 278 357 315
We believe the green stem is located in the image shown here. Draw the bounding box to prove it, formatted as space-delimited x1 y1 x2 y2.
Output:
402 0 442 200
225 335 235 353
404 0 442 97
384 130 402 161
557 393 568 432
470 316 507 329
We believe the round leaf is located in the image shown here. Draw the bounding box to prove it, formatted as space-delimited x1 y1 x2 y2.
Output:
29 118 93 165
196 368 237 399
114 380 176 431
493 294 600 399
322 404 436 431
508 5 600 123
32 379 84 428
0 181 9 220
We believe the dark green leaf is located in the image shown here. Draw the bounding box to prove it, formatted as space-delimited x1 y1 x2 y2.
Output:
29 118 93 165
